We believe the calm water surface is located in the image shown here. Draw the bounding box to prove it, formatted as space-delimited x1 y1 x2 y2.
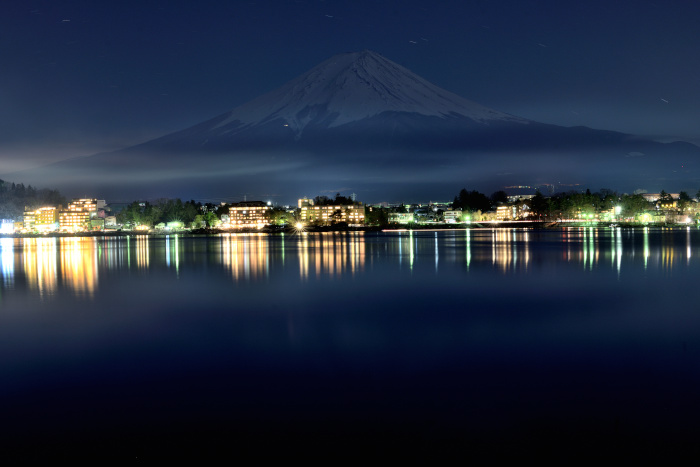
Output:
1 228 699 457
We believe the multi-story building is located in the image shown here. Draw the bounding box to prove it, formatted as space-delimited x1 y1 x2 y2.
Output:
23 207 59 232
657 198 678 211
443 209 464 223
23 211 36 231
496 205 516 221
643 193 680 203
388 212 415 224
507 194 535 203
413 207 439 224
298 198 365 226
59 199 100 232
228 201 272 228
0 219 14 234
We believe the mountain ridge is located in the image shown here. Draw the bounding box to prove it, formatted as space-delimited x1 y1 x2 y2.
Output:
210 50 527 136
5 50 700 201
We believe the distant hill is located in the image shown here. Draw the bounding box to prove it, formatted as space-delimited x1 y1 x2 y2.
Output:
7 51 700 202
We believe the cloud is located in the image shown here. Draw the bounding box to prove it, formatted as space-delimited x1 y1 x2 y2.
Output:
319 187 353 194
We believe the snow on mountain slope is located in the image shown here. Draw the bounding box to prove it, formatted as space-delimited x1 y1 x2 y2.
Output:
11 50 700 201
211 50 527 137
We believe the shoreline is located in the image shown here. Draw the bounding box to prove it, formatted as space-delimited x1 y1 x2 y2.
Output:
1 221 696 239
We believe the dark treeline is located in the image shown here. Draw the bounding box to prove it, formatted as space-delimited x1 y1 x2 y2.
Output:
116 199 225 227
0 179 66 220
313 193 358 206
529 189 693 220
452 189 492 213
452 186 698 221
117 199 297 228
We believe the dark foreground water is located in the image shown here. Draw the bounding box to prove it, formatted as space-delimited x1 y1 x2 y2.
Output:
1 228 700 459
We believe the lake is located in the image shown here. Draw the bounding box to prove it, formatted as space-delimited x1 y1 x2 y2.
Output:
1 228 699 459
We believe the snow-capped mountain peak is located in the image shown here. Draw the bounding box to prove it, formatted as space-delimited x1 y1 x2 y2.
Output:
212 50 526 136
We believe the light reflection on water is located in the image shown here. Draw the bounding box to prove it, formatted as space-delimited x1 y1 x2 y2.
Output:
1 238 15 288
22 237 57 296
222 233 270 280
59 238 98 297
3 227 700 454
1 227 699 297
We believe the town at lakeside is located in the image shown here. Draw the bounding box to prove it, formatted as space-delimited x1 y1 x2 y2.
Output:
1 180 699 236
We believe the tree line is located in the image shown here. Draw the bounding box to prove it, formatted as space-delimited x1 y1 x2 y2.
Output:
451 187 698 221
0 180 66 220
116 199 223 228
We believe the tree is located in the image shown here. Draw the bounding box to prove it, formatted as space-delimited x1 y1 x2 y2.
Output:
365 206 388 226
0 180 67 220
269 207 295 226
530 191 549 220
192 214 205 229
453 188 491 213
203 211 220 227
490 190 508 204
598 188 617 198
330 209 343 224
619 194 649 218
678 191 692 214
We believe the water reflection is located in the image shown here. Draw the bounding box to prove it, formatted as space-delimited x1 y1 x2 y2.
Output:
661 228 676 270
644 227 650 269
23 237 58 296
165 235 179 271
59 238 97 297
1 238 16 287
102 237 129 270
136 235 149 270
687 227 692 264
222 233 270 280
2 228 700 298
489 228 531 272
298 232 365 280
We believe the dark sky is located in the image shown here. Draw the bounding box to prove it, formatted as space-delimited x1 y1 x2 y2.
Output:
2 0 699 173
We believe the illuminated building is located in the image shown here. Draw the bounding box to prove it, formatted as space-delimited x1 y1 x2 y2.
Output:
496 205 515 221
443 209 463 223
59 199 101 232
229 201 272 228
90 218 105 231
642 193 679 203
657 199 678 211
298 198 365 226
0 219 14 234
507 194 535 203
23 211 36 231
517 203 532 219
413 207 439 223
23 207 58 232
429 201 452 211
388 212 415 224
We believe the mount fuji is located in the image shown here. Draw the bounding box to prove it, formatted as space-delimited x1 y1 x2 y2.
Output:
8 50 700 201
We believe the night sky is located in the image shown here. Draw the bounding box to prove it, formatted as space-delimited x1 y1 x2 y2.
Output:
2 0 699 173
